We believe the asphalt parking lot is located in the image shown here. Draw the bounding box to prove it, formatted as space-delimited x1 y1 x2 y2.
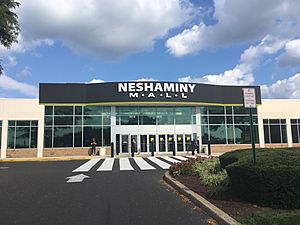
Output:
0 159 211 225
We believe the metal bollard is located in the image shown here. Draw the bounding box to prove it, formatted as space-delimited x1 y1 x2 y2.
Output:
172 141 176 156
151 143 154 156
110 142 114 158
208 141 211 156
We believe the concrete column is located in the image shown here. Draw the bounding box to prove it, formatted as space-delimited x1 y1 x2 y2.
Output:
111 106 116 154
1 120 8 159
37 110 45 157
258 117 265 148
196 106 202 147
286 118 293 147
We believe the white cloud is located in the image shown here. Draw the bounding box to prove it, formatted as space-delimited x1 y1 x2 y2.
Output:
0 73 38 97
133 78 157 82
167 0 300 56
278 39 300 67
179 36 287 85
13 0 196 59
261 73 300 98
18 66 32 77
87 79 105 84
4 56 17 67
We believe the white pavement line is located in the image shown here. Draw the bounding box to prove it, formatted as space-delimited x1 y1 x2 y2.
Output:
185 155 197 159
172 156 189 161
147 157 171 169
72 159 101 172
133 157 156 170
97 158 115 171
119 158 134 171
160 156 181 164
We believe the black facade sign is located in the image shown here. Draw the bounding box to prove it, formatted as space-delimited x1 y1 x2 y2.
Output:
39 82 261 105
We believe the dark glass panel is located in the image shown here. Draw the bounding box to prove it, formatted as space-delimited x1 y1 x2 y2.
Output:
75 106 82 115
54 106 73 115
84 106 102 115
263 119 268 124
226 106 233 114
201 115 208 124
74 126 82 147
209 125 226 144
140 135 147 152
119 107 139 125
159 135 166 152
103 115 111 126
7 127 15 149
45 106 53 115
0 120 2 126
269 119 280 124
208 106 224 115
102 107 111 115
53 127 73 147
234 116 256 124
177 134 184 151
200 106 208 115
120 115 138 125
209 116 225 124
54 116 73 126
16 121 30 126
44 127 52 148
226 116 233 124
175 107 194 125
167 135 174 152
227 125 234 144
149 135 156 153
280 119 286 124
83 126 102 147
291 125 299 143
234 106 257 115
264 124 270 144
83 116 102 126
103 126 111 146
139 107 156 125
15 127 30 148
157 107 174 125
31 120 38 127
74 116 82 125
45 116 53 126
291 119 297 124
30 127 38 148
8 120 15 126
270 125 281 143
281 125 287 143
235 125 251 144
201 125 209 144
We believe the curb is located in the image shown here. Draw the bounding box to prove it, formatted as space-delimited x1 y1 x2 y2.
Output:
163 171 240 225
0 156 100 163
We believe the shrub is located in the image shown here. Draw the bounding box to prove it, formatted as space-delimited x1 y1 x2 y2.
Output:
222 148 300 209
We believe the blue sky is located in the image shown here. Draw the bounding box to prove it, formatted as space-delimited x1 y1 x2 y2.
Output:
0 0 300 99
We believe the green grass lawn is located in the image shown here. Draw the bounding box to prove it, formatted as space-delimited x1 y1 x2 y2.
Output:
238 209 300 225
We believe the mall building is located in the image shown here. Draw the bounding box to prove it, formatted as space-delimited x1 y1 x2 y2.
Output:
0 81 300 158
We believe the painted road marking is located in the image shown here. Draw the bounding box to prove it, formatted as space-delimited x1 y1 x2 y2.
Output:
72 159 101 172
97 158 115 171
172 156 189 161
147 157 171 169
119 158 134 171
160 156 181 164
66 174 90 183
133 157 156 170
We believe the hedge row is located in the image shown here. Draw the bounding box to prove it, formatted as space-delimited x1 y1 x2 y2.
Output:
219 148 300 209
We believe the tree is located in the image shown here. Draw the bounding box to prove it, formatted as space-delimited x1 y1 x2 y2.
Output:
0 0 20 75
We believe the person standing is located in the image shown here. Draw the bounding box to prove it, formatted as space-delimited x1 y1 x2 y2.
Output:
91 138 97 155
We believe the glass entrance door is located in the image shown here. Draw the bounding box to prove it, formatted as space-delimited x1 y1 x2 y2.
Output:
140 135 147 152
131 135 137 153
159 135 166 152
149 135 156 154
167 135 174 152
177 134 184 152
185 134 192 152
121 135 129 153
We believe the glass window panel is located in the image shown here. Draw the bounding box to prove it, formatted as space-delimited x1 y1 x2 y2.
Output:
103 115 111 126
263 119 268 124
102 107 111 115
209 125 226 144
74 127 82 147
121 115 138 125
0 121 2 126
201 115 208 124
235 125 251 144
281 125 287 143
7 127 15 149
8 120 15 126
208 116 225 124
30 127 38 148
175 107 194 124
157 107 174 125
103 126 111 146
74 116 82 125
83 116 102 126
139 107 156 125
263 125 270 144
53 127 73 147
54 106 73 115
44 127 53 148
280 119 286 124
201 125 209 144
16 121 30 126
227 125 234 144
54 116 73 126
233 106 249 115
15 127 30 148
45 116 53 126
84 106 102 115
269 119 280 124
234 116 251 124
0 121 2 147
226 116 233 124
226 106 233 114
291 119 297 124
208 106 224 115
83 126 102 147
291 125 299 143
45 106 53 115
31 120 38 127
200 106 208 115
75 106 82 115
270 125 281 143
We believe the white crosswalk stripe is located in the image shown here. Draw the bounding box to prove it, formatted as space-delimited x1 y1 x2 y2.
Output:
160 156 181 164
172 156 189 161
185 155 197 159
133 157 156 170
97 158 115 171
119 158 134 171
147 157 171 169
72 158 101 172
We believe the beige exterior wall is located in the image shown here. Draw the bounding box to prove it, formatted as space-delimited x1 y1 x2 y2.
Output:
1 98 300 158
